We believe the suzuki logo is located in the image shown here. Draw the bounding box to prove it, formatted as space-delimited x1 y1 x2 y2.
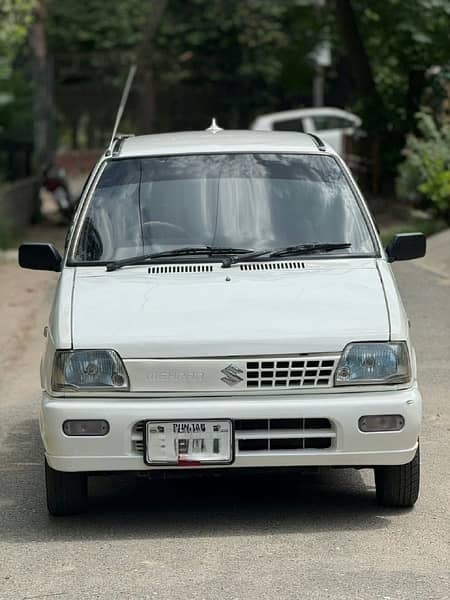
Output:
220 364 244 386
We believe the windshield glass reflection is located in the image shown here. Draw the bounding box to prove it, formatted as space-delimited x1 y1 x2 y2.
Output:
73 153 375 263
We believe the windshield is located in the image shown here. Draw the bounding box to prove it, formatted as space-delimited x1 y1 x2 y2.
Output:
72 153 376 263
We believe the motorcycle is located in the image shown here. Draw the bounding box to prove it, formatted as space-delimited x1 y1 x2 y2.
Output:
42 164 74 222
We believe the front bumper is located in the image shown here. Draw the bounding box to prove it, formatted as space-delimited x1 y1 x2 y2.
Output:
41 386 421 472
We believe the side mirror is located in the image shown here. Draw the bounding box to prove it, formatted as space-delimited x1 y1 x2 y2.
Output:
18 243 62 272
385 233 426 263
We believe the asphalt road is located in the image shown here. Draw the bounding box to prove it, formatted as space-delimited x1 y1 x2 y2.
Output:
0 236 449 600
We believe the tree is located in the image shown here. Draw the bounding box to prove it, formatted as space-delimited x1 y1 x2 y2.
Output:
0 0 34 74
46 0 322 141
47 0 152 145
332 0 450 186
0 0 34 180
136 0 168 134
29 0 55 171
334 0 385 127
154 0 322 128
333 0 450 134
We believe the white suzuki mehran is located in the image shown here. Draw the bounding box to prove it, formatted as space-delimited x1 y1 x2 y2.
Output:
19 128 425 515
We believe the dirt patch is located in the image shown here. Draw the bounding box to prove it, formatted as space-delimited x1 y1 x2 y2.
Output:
0 262 56 371
0 224 66 389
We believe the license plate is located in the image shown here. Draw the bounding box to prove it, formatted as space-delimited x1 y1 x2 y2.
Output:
145 420 233 465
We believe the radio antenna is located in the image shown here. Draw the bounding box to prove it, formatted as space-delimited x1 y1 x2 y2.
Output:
107 64 137 153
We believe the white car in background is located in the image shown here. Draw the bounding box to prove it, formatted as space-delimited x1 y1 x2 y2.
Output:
19 127 425 516
251 107 361 156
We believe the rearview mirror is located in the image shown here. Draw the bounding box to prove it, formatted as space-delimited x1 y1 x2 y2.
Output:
18 243 62 272
385 233 426 263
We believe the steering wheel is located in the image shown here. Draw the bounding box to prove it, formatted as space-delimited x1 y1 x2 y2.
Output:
142 220 192 243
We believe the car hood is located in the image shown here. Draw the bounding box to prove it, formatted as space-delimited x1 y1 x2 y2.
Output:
71 259 389 358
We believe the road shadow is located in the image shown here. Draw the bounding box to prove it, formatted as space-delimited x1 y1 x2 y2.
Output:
0 418 397 544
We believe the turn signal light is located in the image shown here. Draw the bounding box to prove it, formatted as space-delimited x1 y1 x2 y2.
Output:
358 415 404 432
63 420 109 436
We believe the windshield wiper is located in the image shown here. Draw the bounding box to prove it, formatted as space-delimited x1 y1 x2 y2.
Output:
221 242 351 267
269 242 352 258
106 246 253 272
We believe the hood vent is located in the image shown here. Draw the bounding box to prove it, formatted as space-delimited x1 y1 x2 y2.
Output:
148 261 305 274
149 264 214 275
240 261 305 271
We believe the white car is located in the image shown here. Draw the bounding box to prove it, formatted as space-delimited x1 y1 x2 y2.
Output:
19 128 425 516
251 107 361 156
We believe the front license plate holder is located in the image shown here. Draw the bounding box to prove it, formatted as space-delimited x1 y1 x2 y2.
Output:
144 419 233 466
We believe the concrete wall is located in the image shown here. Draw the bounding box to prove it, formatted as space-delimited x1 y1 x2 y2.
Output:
0 178 39 231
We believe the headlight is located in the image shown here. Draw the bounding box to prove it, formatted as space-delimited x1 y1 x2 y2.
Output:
52 350 129 392
335 342 410 386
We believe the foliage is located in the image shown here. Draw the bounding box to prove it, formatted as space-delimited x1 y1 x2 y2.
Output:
0 0 34 117
154 0 323 126
380 215 447 246
329 0 450 182
0 221 17 249
332 0 450 131
0 1 34 180
2 0 450 192
419 158 450 215
0 68 33 140
47 0 145 70
397 112 450 222
45 0 449 153
42 0 325 142
0 0 34 75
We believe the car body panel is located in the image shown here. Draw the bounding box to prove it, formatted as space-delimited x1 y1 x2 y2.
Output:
118 129 322 158
71 259 389 359
48 267 74 350
41 386 421 472
376 261 409 341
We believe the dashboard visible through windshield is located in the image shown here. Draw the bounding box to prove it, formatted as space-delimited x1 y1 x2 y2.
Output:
72 153 376 264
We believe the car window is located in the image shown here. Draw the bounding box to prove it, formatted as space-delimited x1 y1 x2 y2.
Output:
72 153 375 263
272 119 304 132
313 116 356 131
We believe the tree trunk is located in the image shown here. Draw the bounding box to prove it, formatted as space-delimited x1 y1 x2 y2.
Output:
334 0 385 192
29 0 55 173
406 68 426 131
136 0 168 134
334 0 379 100
138 67 157 134
71 118 79 150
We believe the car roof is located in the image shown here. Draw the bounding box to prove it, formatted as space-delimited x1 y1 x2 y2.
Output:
117 130 334 158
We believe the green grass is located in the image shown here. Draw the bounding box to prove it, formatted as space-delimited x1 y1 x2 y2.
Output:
0 223 18 250
380 216 447 246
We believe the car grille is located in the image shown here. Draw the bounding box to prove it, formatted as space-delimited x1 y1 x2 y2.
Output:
235 418 335 452
125 354 340 393
132 421 145 454
246 357 338 389
131 418 335 456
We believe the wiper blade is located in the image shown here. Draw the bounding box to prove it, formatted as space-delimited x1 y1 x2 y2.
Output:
221 242 351 267
221 248 274 267
106 246 252 272
269 242 352 258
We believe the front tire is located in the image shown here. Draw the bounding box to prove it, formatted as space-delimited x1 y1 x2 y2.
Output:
45 458 88 516
374 445 420 508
